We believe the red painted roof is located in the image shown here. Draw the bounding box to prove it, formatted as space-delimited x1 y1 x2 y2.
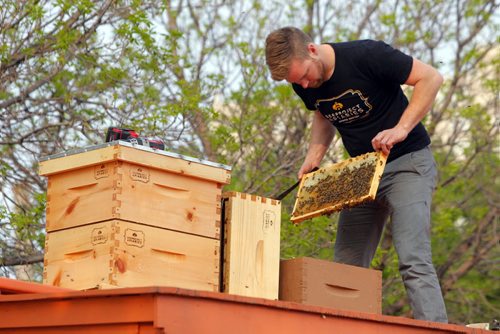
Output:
0 278 488 334
0 277 72 295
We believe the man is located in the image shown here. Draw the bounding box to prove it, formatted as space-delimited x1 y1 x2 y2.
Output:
265 26 447 323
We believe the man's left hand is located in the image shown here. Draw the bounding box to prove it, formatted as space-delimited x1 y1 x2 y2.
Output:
371 125 409 155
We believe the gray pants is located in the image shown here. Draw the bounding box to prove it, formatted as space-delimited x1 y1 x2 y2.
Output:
334 146 448 323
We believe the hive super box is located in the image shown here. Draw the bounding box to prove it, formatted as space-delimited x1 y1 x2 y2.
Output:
222 192 281 300
39 141 231 238
279 257 382 314
39 141 231 291
43 219 221 291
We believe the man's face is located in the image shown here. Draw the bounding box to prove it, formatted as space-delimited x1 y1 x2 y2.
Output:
286 57 325 89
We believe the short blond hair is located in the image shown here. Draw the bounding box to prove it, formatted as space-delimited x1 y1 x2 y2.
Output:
265 27 313 81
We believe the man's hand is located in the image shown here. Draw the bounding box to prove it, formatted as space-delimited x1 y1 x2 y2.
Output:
298 161 319 179
371 125 409 155
371 58 443 156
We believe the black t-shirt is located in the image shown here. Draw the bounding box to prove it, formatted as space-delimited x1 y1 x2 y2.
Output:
293 40 430 162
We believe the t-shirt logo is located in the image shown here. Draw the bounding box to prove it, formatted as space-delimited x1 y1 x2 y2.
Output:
315 89 372 124
332 102 343 110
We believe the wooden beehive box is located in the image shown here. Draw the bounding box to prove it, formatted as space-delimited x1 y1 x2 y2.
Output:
291 152 387 223
279 257 382 314
43 220 220 291
221 192 281 300
39 141 231 239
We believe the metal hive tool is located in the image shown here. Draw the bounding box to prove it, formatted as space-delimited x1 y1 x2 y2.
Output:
291 151 387 224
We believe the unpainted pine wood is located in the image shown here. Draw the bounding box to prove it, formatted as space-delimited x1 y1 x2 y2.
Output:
43 222 113 290
39 143 231 184
46 162 118 232
46 161 222 239
368 152 387 198
38 145 120 176
117 145 231 184
118 161 222 239
44 220 220 292
223 192 281 300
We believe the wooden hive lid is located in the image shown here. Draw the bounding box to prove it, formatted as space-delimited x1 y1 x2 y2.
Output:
38 141 232 184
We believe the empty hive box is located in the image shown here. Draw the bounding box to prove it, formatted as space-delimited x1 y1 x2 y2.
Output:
43 220 220 291
279 257 382 314
39 141 231 238
291 152 387 223
222 192 281 299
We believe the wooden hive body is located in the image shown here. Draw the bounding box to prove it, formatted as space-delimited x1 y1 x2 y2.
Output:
43 220 220 291
222 192 281 299
40 142 231 239
40 142 231 291
279 257 382 314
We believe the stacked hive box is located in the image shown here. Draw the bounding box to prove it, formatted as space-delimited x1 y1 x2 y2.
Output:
40 141 231 291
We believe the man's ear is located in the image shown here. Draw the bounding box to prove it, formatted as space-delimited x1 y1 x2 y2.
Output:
307 43 318 56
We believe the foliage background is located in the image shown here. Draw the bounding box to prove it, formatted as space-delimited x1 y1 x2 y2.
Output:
0 0 498 324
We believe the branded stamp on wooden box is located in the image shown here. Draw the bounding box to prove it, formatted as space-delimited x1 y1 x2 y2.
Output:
222 192 281 300
43 220 220 291
39 141 231 239
279 257 382 314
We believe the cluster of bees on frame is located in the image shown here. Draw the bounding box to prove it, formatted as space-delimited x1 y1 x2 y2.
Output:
293 159 378 217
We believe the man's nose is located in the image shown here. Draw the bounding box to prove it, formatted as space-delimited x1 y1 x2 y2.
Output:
301 80 309 89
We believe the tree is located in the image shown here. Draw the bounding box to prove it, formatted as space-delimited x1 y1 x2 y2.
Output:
0 0 498 324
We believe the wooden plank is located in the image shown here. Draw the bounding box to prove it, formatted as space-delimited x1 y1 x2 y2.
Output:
39 143 231 184
43 220 220 292
45 161 222 238
0 324 158 334
45 162 117 232
117 161 222 239
39 145 119 176
0 277 72 295
112 221 219 291
291 152 387 223
118 145 231 184
222 192 281 300
0 287 483 334
43 223 112 290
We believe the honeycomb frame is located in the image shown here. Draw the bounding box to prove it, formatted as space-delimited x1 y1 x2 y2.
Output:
291 152 387 224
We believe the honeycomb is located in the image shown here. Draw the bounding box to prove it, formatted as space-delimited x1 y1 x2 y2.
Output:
291 152 387 223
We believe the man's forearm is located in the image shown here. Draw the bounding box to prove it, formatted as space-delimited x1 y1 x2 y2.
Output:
397 66 444 132
305 111 335 165
298 111 334 178
372 59 443 154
